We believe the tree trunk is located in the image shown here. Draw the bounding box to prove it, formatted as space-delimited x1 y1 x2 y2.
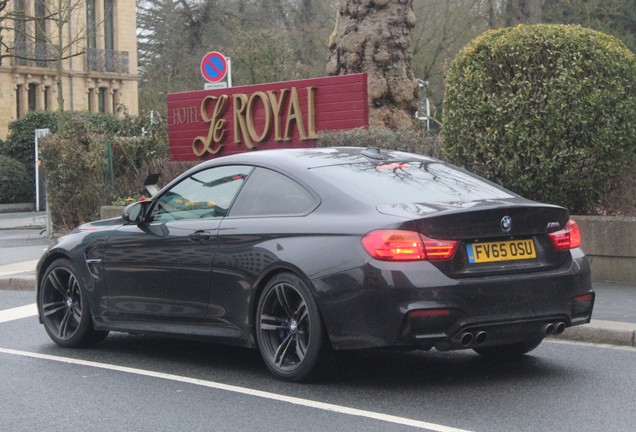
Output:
327 0 418 129
56 2 64 113
506 0 545 25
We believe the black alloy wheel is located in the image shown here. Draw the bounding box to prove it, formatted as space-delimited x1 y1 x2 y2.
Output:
40 259 108 348
256 273 329 382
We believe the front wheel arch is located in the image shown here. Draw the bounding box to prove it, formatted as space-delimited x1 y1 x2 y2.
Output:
37 252 74 323
39 258 108 347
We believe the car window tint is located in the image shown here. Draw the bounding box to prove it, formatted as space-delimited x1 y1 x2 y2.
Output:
230 168 316 217
314 161 514 204
153 165 252 221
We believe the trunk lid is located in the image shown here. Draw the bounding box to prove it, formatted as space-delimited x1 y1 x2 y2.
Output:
378 200 571 277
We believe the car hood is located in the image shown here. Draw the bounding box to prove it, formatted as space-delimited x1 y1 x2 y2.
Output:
72 217 124 233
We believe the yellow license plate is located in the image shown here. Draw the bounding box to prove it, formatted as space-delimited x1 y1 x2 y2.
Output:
466 239 536 264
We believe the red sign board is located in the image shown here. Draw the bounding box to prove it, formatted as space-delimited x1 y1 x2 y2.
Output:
167 74 368 160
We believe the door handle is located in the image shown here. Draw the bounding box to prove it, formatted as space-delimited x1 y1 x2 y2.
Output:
189 231 211 242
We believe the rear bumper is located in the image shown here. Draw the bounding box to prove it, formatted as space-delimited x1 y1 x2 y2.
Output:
313 249 593 350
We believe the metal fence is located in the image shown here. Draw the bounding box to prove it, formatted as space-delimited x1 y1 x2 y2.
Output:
86 48 129 74
10 42 55 68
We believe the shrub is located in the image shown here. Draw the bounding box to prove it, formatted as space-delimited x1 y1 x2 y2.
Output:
1 110 156 171
1 111 59 169
40 118 109 229
442 25 636 214
0 111 59 201
318 126 442 158
39 112 169 231
0 155 32 204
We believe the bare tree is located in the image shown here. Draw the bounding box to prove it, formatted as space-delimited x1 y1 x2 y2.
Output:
327 0 419 129
135 0 635 120
544 0 635 52
0 0 8 62
505 0 545 25
411 0 491 109
7 0 95 112
50 0 90 112
0 0 43 64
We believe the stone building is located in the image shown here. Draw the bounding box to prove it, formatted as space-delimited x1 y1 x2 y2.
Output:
0 0 138 138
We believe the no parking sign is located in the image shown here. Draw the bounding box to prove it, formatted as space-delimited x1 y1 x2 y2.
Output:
200 51 228 83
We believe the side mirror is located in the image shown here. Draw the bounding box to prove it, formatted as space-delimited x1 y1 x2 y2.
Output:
122 201 149 224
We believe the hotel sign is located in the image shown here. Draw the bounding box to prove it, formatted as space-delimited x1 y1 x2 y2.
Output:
167 74 368 160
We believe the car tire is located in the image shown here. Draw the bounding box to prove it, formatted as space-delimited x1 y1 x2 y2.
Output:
256 273 330 382
39 258 108 348
473 337 543 359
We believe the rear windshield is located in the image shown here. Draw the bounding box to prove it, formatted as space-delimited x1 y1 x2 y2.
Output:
314 161 514 204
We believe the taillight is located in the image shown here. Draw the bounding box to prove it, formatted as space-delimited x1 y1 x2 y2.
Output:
361 230 458 261
548 219 582 251
407 309 451 318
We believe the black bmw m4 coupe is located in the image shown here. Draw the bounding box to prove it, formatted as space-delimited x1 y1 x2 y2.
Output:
36 147 594 381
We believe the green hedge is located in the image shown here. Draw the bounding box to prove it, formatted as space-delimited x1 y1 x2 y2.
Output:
1 110 164 174
442 25 636 214
0 111 59 171
0 156 31 204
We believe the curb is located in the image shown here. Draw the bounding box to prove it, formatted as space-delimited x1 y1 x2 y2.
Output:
0 276 36 292
0 203 35 213
551 320 636 348
0 225 46 230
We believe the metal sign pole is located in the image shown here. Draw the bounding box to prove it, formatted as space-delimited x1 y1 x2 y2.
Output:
34 133 40 212
34 128 50 213
227 57 232 88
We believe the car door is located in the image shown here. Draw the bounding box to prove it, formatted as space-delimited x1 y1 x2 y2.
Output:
209 167 320 326
103 165 252 322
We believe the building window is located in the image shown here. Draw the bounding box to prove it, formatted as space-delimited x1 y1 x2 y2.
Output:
28 84 38 112
112 89 119 114
88 88 94 112
35 0 47 42
16 85 23 118
14 0 27 66
35 0 48 66
98 87 107 113
44 86 50 110
87 0 97 49
104 0 114 50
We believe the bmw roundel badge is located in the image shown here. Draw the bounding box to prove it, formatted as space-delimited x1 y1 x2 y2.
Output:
501 216 512 232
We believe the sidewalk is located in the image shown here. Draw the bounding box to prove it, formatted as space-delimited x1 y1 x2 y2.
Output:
0 211 48 291
0 211 47 230
1 211 635 347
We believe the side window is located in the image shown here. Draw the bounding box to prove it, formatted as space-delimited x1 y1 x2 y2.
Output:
153 166 252 221
230 168 317 217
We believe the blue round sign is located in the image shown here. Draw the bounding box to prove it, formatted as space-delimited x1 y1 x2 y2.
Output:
200 52 228 83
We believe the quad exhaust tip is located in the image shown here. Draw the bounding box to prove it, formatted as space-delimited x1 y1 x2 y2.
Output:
456 321 566 348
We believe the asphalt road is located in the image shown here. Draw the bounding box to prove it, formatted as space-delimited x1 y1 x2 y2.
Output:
1 291 635 432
